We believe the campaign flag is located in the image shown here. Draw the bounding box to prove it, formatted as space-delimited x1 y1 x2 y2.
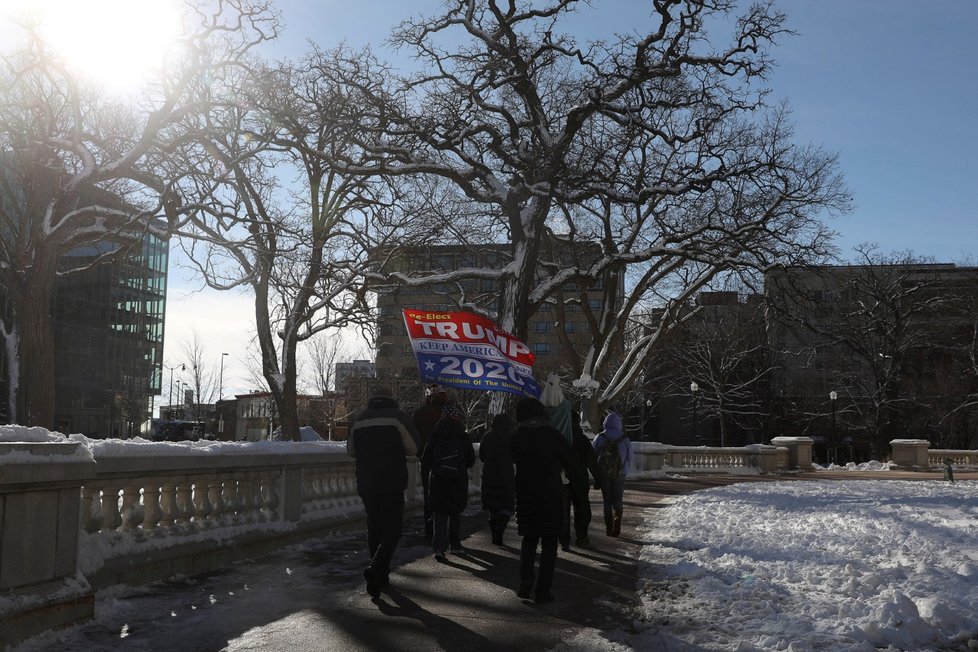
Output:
402 309 541 397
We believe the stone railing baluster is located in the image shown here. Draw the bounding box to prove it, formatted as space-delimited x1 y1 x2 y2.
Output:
99 483 123 534
192 477 214 529
141 482 163 537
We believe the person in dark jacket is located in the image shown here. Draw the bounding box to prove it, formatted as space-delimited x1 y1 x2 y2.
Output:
413 387 450 538
348 386 420 598
563 410 598 546
511 397 576 605
479 413 516 546
592 410 631 537
420 401 475 559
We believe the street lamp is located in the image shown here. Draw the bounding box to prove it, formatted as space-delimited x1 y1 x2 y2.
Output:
219 353 229 401
829 390 838 464
690 381 699 445
166 363 185 419
644 398 653 441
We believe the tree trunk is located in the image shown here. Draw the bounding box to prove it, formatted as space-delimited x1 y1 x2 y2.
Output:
5 256 58 427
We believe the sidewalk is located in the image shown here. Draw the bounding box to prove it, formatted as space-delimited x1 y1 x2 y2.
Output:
16 471 971 652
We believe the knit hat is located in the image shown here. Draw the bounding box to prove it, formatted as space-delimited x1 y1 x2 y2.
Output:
442 402 464 422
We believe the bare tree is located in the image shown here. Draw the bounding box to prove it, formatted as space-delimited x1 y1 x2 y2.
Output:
766 245 968 457
326 1 849 427
0 0 278 427
172 47 408 440
179 332 220 422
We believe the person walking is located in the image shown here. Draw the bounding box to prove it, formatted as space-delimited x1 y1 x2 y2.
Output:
511 397 576 605
413 387 450 538
479 413 516 546
567 410 598 546
592 410 630 537
348 386 420 598
421 401 475 559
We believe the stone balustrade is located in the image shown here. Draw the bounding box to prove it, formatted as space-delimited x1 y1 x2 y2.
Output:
926 449 978 467
631 442 786 476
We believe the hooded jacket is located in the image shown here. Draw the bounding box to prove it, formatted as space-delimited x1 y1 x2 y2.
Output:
592 411 631 476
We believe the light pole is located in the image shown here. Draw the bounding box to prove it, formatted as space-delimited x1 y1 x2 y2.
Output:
690 381 699 445
645 398 653 441
218 353 229 437
176 380 183 419
219 353 229 401
165 363 185 420
829 390 838 464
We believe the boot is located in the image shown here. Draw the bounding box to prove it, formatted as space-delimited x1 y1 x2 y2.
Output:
611 508 622 537
604 513 614 536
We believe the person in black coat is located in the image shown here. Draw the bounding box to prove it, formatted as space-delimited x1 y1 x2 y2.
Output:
413 387 451 538
348 386 420 598
511 397 576 605
420 402 476 559
479 414 515 546
563 410 598 547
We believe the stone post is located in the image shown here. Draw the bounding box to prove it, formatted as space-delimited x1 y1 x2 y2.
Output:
770 437 814 470
889 439 930 470
0 441 97 648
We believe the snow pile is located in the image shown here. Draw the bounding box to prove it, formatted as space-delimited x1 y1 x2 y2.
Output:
0 425 67 442
66 434 346 457
633 480 978 650
815 460 899 472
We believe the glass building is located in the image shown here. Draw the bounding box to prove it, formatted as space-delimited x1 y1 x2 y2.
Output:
48 231 168 437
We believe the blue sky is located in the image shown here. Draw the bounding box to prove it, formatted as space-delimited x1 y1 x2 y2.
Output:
266 0 978 263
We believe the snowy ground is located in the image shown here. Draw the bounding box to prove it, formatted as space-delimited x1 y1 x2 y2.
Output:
11 477 978 652
622 479 978 651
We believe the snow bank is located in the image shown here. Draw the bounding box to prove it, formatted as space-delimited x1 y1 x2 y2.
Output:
0 425 67 442
633 479 978 650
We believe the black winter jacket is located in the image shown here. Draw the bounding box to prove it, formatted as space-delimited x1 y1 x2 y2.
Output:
511 416 576 537
348 395 420 496
420 417 475 515
479 421 515 513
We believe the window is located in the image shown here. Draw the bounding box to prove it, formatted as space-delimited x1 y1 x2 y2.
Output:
531 342 551 355
565 321 576 333
533 321 551 333
588 299 603 311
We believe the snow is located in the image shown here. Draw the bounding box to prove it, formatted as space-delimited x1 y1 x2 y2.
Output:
621 479 978 651
0 425 67 442
65 434 346 457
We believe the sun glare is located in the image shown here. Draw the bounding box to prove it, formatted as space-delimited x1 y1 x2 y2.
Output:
2 0 183 93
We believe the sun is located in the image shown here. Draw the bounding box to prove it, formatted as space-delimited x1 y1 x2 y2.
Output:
3 0 183 93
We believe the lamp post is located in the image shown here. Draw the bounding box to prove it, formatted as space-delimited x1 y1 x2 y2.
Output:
829 390 838 464
219 353 229 401
690 381 699 445
176 380 183 419
218 353 229 437
645 398 653 441
165 363 185 420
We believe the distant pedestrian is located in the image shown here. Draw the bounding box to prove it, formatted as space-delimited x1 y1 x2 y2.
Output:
348 386 420 598
479 414 516 546
413 386 451 538
565 410 598 546
540 373 575 551
421 401 475 559
512 397 576 605
592 411 630 537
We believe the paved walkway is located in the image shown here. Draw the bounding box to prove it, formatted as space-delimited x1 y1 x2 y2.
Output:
20 471 974 652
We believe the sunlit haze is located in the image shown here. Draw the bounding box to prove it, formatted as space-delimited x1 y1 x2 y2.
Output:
1 0 182 92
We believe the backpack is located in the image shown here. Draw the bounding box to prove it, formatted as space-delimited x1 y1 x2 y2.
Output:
429 437 466 480
596 438 623 483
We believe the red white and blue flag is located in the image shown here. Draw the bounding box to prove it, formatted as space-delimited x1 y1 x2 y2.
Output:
402 309 540 397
